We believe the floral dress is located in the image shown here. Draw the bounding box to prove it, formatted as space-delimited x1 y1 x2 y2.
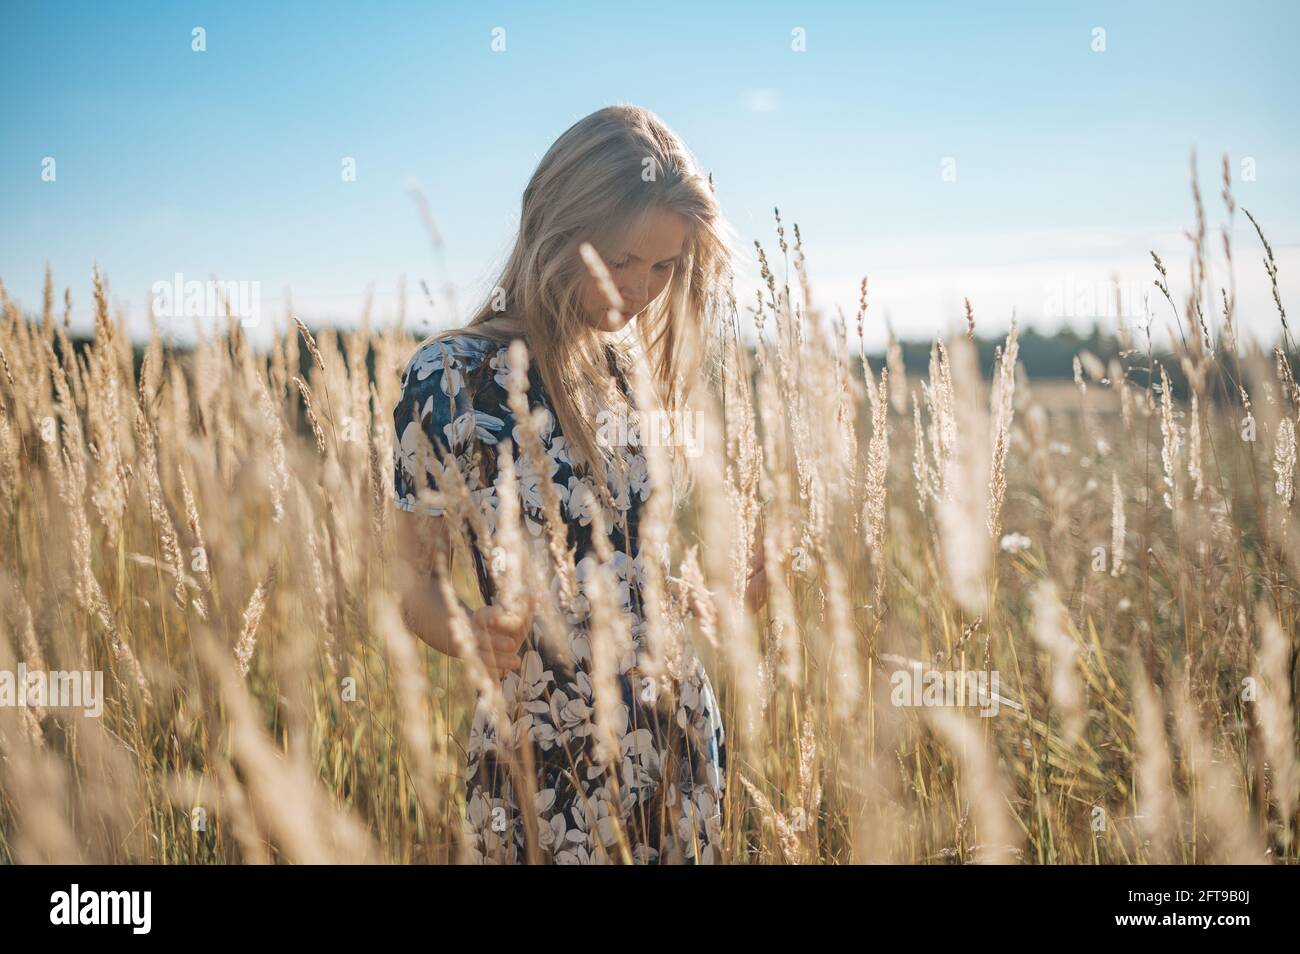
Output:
392 332 727 864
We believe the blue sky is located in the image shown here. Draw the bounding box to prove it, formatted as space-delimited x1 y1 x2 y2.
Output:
2 0 1297 349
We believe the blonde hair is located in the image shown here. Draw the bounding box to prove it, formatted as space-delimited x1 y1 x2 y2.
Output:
422 103 737 497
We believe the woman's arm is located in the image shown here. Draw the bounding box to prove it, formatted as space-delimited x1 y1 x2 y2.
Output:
393 508 526 678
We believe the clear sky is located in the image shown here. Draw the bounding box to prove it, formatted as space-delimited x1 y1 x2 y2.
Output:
2 0 1298 350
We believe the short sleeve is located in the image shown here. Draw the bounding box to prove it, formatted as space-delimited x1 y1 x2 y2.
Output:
392 337 506 516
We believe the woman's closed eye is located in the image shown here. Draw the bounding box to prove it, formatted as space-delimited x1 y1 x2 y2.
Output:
611 258 678 271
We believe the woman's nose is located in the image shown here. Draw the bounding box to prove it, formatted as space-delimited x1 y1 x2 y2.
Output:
620 269 648 301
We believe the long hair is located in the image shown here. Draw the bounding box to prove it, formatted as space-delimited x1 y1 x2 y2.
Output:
421 103 738 498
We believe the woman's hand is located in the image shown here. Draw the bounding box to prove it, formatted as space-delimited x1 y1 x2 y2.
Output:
467 596 535 680
395 509 535 679
665 535 782 619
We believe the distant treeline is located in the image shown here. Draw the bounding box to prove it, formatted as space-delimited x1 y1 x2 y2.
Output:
34 317 1291 404
869 323 1296 403
880 323 1146 387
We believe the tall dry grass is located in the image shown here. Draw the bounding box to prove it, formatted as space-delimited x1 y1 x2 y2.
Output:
0 156 1296 864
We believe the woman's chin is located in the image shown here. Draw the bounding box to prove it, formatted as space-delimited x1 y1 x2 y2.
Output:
594 310 633 332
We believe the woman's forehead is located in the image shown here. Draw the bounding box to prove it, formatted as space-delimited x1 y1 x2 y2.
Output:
605 208 691 259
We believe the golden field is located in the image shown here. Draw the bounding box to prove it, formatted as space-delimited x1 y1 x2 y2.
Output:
0 173 1297 865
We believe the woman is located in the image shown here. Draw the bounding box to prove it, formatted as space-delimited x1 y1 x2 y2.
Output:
391 104 764 864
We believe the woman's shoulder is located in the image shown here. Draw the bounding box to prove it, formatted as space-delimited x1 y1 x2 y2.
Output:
406 330 499 367
399 331 507 391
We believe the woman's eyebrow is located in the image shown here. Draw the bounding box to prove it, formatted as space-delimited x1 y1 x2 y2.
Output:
621 252 681 264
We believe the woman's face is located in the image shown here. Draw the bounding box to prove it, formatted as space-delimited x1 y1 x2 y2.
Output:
579 208 690 332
